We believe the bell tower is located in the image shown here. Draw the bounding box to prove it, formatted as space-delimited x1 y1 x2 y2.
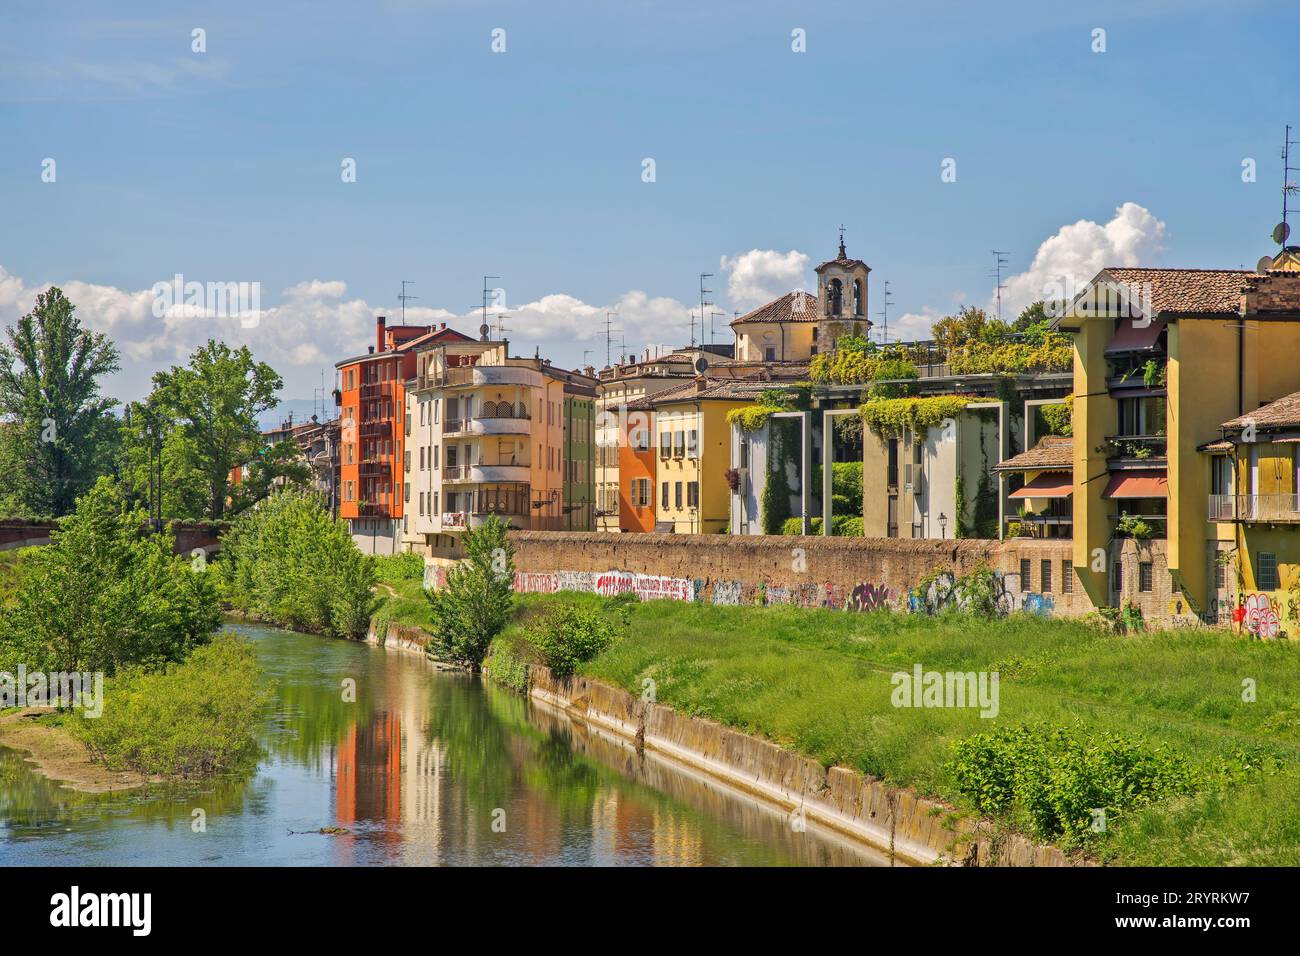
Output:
815 227 871 350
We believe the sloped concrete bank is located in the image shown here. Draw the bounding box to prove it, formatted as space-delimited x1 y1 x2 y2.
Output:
366 620 433 655
529 666 1084 867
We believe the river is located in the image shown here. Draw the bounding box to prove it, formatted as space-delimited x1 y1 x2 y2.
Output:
0 624 887 866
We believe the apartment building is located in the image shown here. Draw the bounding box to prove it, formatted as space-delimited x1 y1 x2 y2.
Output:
631 378 762 534
1210 388 1300 634
401 339 593 559
336 317 473 554
595 351 696 531
1060 258 1300 620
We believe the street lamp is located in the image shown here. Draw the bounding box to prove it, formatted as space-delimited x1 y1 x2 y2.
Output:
938 512 948 539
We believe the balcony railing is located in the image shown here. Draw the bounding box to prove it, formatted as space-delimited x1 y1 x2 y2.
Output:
1004 515 1073 539
1103 434 1167 463
1209 493 1300 523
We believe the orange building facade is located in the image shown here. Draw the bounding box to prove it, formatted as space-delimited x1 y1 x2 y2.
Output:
618 405 657 532
336 317 471 554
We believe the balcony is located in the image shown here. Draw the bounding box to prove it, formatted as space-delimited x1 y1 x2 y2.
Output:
441 511 562 532
1004 515 1073 539
1103 434 1166 468
1209 493 1300 523
432 366 543 389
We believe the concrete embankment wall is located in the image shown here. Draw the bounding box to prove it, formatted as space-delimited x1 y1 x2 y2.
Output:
502 531 1096 620
528 665 1083 867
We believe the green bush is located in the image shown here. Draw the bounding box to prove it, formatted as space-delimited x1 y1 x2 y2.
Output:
71 632 268 777
527 602 618 678
948 724 1197 846
780 516 823 535
836 516 864 537
216 488 376 639
373 551 425 584
425 515 514 669
0 478 220 674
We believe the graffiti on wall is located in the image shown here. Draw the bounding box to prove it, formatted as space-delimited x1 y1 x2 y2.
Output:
510 570 696 603
1237 592 1282 639
848 582 892 612
907 570 1025 617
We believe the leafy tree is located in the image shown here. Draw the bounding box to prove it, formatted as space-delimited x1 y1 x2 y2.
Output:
117 399 211 520
0 477 220 674
216 487 375 638
425 515 515 669
229 439 312 513
151 341 281 518
0 288 120 516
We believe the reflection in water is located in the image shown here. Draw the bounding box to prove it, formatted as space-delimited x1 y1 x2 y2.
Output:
0 625 885 866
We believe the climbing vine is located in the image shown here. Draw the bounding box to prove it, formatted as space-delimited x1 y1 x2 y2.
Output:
859 396 972 441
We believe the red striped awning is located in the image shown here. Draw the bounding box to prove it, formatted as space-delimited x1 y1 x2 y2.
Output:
1103 469 1168 499
1009 472 1073 499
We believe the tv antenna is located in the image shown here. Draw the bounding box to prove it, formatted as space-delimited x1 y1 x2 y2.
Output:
480 275 500 341
603 311 621 367
990 251 1010 322
1274 124 1300 249
876 280 894 344
398 280 418 323
710 311 726 348
492 313 511 339
698 273 713 347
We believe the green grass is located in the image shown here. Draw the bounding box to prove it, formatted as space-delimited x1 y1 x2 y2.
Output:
496 592 1300 865
370 554 439 632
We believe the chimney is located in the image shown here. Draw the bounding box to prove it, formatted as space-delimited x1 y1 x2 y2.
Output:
694 375 708 393
440 322 447 331
376 315 387 353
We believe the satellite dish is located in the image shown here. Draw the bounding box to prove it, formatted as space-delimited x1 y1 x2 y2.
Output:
1257 255 1275 274
693 356 709 374
1272 222 1291 245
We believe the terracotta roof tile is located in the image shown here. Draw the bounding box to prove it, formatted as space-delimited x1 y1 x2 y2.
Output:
1222 389 1300 430
729 290 821 326
994 435 1073 472
1103 268 1252 316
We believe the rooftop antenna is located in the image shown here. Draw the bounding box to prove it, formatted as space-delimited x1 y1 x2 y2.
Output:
710 311 726 348
876 280 894 344
582 349 593 368
398 280 418 324
481 275 500 342
698 273 713 347
492 312 512 339
603 311 621 367
990 251 1010 322
1274 124 1300 250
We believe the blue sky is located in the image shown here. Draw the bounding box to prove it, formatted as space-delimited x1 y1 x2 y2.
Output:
2 0 1297 402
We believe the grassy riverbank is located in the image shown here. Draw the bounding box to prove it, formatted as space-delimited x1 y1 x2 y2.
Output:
491 593 1300 865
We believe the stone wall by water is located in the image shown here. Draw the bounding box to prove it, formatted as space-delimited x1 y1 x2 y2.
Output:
528 666 1083 867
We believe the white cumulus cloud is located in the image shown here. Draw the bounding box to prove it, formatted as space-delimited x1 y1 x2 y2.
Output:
999 202 1167 319
720 249 811 310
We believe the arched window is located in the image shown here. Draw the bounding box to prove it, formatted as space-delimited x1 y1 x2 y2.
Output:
853 279 864 316
827 278 843 317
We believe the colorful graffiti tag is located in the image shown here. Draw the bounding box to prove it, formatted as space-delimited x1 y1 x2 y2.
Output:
510 570 696 603
1238 592 1282 639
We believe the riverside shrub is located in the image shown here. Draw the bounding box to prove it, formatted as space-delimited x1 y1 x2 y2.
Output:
0 477 220 674
424 515 515 669
217 488 376 638
948 724 1197 846
72 632 268 777
528 602 618 678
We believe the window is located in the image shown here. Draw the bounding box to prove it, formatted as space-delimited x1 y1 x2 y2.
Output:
687 481 699 507
1139 562 1153 592
1258 551 1280 591
1214 557 1227 590
662 482 669 509
673 430 685 457
404 450 411 473
659 433 672 458
887 440 899 489
764 347 776 362
1211 455 1233 496
632 479 651 508
404 483 410 504
687 429 699 458
1040 559 1052 593
675 482 683 509
1112 560 1123 594
1019 558 1031 590
1062 561 1073 593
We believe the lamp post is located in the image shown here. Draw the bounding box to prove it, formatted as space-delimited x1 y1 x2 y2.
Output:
938 512 948 539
